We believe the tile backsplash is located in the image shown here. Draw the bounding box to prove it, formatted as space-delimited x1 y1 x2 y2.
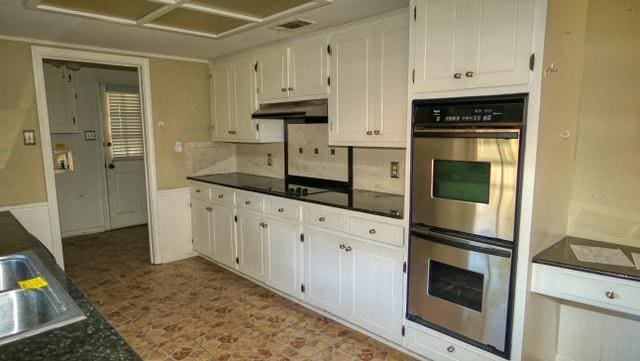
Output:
185 141 236 175
354 148 405 195
287 123 349 182
236 143 285 178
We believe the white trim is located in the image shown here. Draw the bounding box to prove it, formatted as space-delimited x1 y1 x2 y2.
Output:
30 46 162 267
35 5 137 25
0 34 209 64
61 226 107 238
142 23 218 39
181 3 262 23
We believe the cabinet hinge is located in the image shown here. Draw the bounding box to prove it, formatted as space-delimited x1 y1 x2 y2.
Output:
256 123 260 131
413 6 417 21
327 76 331 87
235 257 239 264
301 284 305 293
412 69 415 84
401 326 406 337
191 238 194 244
209 74 212 79
234 215 238 222
327 44 332 56
329 120 332 131
189 202 192 208
300 233 304 242
529 53 535 71
403 261 407 273
254 62 258 72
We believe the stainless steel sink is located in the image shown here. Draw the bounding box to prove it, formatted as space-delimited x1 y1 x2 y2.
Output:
0 251 85 346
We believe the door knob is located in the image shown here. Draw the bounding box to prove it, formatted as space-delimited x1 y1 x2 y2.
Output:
108 164 115 169
465 71 475 78
106 142 112 147
453 72 462 79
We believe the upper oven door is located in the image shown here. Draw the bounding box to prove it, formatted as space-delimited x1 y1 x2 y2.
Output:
411 129 520 242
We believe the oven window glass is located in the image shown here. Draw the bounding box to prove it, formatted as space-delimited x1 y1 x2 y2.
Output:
428 260 484 312
432 160 490 204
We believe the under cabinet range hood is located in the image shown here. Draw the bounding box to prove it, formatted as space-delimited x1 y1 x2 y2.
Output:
252 99 327 119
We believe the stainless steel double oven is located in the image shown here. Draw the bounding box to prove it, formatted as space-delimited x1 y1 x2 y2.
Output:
408 94 526 358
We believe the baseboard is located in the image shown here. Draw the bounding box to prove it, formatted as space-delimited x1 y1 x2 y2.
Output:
0 202 54 254
556 355 574 361
155 187 194 264
61 226 106 238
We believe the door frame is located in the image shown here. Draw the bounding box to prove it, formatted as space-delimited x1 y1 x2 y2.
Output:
31 46 160 267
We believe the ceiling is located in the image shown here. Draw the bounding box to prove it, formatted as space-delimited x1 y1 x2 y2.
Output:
0 0 409 61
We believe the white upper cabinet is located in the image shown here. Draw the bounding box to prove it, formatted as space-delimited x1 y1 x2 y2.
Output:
211 61 234 140
329 14 409 147
44 63 79 134
413 0 535 93
257 36 329 104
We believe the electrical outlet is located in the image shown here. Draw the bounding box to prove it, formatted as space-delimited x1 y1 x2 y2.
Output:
390 161 400 179
267 153 273 166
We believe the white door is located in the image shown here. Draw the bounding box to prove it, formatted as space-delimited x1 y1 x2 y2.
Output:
102 85 148 229
289 36 329 99
266 218 302 298
236 209 268 282
191 199 212 257
210 203 236 268
464 0 535 88
346 239 404 343
329 26 377 145
413 0 467 93
231 56 258 141
374 16 409 144
211 62 234 140
256 46 289 103
303 228 347 316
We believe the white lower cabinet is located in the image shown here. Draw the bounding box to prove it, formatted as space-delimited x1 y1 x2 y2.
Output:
265 217 302 298
191 198 213 258
210 203 236 269
236 209 269 282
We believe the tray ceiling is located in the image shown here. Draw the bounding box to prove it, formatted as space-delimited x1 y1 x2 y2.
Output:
26 0 332 38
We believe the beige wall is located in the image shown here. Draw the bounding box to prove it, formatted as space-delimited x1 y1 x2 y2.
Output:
568 0 640 247
149 58 211 190
0 38 211 207
0 40 47 206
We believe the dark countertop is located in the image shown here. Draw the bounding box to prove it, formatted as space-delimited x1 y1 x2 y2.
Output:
0 212 141 361
188 173 404 219
533 236 640 282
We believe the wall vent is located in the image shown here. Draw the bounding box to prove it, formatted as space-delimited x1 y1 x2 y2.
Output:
271 19 315 32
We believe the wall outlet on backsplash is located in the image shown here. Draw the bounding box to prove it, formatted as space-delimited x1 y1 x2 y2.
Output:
390 161 399 179
267 153 273 166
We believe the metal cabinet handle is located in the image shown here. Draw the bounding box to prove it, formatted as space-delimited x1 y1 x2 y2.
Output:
369 229 376 234
281 87 287 92
218 194 224 199
278 208 285 213
228 130 237 135
206 207 213 212
605 290 616 299
453 72 462 79
447 346 455 353
465 71 475 78
344 246 352 252
318 217 326 222
245 200 251 205
288 87 294 91
366 130 373 135
339 244 346 249
374 130 380 135
259 222 268 228
195 189 201 193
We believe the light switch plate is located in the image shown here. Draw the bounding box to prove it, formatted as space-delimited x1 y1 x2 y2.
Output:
23 130 36 145
390 161 399 179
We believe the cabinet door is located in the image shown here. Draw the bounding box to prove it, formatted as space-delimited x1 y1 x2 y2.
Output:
464 0 535 88
191 199 212 257
374 16 409 145
44 64 79 134
257 47 289 103
231 56 259 141
345 239 404 343
414 0 467 93
289 36 329 99
266 218 301 298
211 203 236 268
236 209 268 282
303 228 348 316
211 62 234 140
329 26 377 145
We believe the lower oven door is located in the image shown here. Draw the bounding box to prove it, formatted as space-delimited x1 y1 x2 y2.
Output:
407 228 512 355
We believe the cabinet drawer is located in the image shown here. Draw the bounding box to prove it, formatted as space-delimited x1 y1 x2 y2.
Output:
348 217 403 246
210 186 235 206
265 198 300 222
405 326 488 361
303 207 347 233
236 192 264 212
560 272 640 312
190 184 210 201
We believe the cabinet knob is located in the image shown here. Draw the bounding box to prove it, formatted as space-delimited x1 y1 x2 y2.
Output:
465 71 475 78
453 72 462 79
345 246 352 252
318 217 326 222
245 200 251 205
288 87 294 91
206 207 213 212
218 194 224 199
339 244 346 249
447 345 455 353
369 229 376 234
195 189 201 193
260 222 268 228
366 130 373 135
374 130 380 135
605 290 616 299
278 208 285 213
281 87 287 92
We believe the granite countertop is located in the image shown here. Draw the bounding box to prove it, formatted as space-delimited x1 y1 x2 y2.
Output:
188 173 404 219
0 212 141 361
533 236 640 282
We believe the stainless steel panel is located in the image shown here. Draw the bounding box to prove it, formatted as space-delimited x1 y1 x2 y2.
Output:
412 130 520 241
407 230 511 353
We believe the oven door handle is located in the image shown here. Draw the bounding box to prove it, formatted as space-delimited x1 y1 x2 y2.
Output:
413 129 519 139
411 227 512 258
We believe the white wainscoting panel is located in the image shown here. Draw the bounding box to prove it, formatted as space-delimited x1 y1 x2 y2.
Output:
155 188 194 263
0 202 53 253
556 303 640 361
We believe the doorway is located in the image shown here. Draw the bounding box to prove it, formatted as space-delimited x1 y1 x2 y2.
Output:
31 47 159 268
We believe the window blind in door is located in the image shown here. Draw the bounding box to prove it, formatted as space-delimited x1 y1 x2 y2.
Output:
106 88 144 159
